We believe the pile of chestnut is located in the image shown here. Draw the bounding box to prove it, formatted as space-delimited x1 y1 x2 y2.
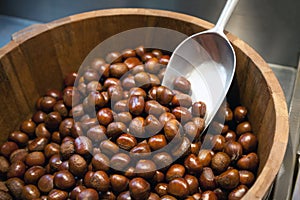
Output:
0 46 259 200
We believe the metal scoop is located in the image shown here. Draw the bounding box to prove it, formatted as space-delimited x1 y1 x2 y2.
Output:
162 0 239 132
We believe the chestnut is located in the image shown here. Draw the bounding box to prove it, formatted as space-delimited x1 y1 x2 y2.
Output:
129 177 151 200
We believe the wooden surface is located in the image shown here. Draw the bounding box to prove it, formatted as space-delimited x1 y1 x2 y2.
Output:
0 8 289 199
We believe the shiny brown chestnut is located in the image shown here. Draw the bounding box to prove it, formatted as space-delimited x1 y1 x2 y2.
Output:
0 141 18 158
234 106 248 123
237 152 259 172
173 76 191 94
224 141 243 161
110 174 129 193
211 152 231 174
92 153 110 172
53 170 76 190
199 167 217 191
38 174 54 193
167 177 190 198
89 170 110 192
6 177 24 200
166 164 186 182
148 134 167 151
135 159 156 179
228 185 248 200
238 132 258 153
216 169 240 190
129 177 151 200
239 170 255 187
117 133 137 151
184 154 203 175
184 174 199 195
77 188 99 200
100 140 120 157
22 184 40 200
24 166 45 184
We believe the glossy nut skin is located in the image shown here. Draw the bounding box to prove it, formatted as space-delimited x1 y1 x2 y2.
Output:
236 121 252 136
164 119 182 141
110 153 131 171
199 167 217 191
48 189 68 200
38 174 54 193
167 177 190 198
216 169 240 190
135 159 156 179
148 134 167 151
107 122 127 139
28 137 48 152
117 190 131 200
192 101 206 118
144 100 166 117
211 135 226 152
184 121 200 141
117 133 137 151
155 183 168 197
0 141 18 158
32 111 47 124
53 101 68 118
234 106 248 123
173 76 191 94
40 96 57 113
211 152 231 174
224 141 243 161
44 143 60 158
35 123 51 139
74 136 92 155
110 174 129 193
97 108 114 126
63 86 80 107
228 185 248 200
171 92 192 108
92 153 110 172
134 72 151 89
172 107 192 123
24 166 46 184
53 170 75 190
77 188 99 200
100 140 119 157
166 164 186 182
184 154 203 175
9 149 28 164
128 95 145 116
129 177 151 200
239 170 255 187
22 184 40 200
198 149 213 167
9 131 29 146
129 117 145 138
90 171 110 192
110 63 129 78
201 191 218 200
237 152 259 171
25 151 46 166
152 152 173 170
45 111 62 130
184 174 199 195
69 185 86 200
238 132 258 153
145 115 163 135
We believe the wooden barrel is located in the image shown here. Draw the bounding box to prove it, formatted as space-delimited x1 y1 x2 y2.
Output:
0 9 288 199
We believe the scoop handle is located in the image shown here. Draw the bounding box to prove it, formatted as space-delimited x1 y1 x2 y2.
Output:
214 0 239 34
